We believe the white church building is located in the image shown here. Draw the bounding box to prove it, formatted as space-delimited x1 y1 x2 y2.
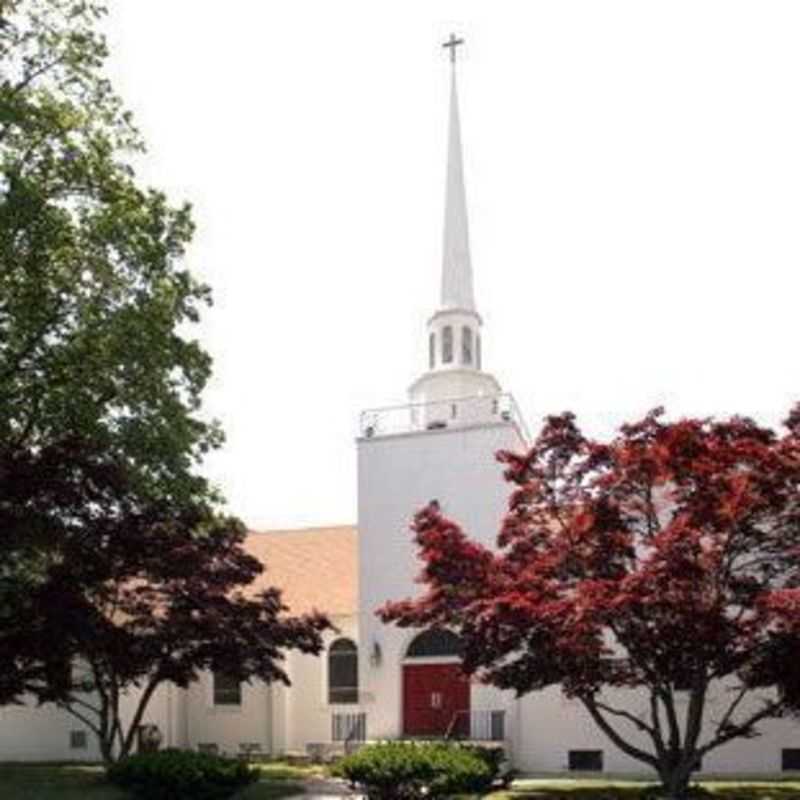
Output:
3 43 800 777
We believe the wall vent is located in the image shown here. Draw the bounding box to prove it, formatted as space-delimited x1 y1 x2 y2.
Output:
568 749 603 771
782 749 800 771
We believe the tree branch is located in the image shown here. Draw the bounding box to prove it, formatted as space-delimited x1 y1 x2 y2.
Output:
658 686 682 752
713 684 749 738
66 694 101 716
649 690 667 760
120 676 161 759
698 699 784 757
593 699 657 737
57 701 101 738
581 696 660 769
684 683 707 754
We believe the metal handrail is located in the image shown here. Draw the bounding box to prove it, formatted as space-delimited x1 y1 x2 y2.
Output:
359 393 531 442
444 709 506 741
333 711 367 753
444 709 468 740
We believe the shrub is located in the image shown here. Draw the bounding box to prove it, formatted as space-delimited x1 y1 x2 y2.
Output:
459 744 513 786
107 748 259 800
333 741 495 799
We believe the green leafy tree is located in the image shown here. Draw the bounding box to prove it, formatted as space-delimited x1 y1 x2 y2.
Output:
0 0 291 727
0 0 217 501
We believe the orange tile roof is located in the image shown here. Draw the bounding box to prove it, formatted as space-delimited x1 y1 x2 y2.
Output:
243 525 357 617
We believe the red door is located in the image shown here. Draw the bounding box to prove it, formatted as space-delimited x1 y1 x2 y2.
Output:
403 663 470 737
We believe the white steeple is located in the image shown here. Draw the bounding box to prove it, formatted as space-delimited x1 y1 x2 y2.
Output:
441 65 475 311
408 35 502 425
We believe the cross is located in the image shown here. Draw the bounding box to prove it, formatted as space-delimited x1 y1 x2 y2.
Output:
442 33 465 65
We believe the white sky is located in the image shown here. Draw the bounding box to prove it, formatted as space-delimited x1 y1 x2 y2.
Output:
104 1 800 530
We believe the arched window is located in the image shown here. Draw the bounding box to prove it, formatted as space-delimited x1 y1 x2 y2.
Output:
442 326 453 364
476 335 482 370
406 628 463 658
461 327 472 365
429 332 436 370
329 638 358 704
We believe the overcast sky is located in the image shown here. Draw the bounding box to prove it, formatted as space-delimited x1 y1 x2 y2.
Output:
104 1 800 530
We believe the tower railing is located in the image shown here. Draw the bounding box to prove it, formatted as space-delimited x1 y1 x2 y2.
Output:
359 393 530 442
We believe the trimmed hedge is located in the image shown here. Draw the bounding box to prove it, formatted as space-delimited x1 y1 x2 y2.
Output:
333 741 498 799
107 748 259 800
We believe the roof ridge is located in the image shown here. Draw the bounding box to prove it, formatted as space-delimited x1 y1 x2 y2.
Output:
247 524 357 536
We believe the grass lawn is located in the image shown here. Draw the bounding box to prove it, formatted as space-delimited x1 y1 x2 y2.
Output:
5 764 800 799
490 777 800 799
0 764 125 800
0 761 318 799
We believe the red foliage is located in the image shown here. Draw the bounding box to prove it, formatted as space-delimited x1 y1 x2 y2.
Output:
0 435 332 761
379 407 800 795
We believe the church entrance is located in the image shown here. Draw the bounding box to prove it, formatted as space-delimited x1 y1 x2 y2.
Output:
402 629 469 738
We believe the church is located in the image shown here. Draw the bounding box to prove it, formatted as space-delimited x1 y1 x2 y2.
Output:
2 40 799 776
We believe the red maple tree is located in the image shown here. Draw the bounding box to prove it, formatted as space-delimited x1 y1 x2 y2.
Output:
0 436 332 763
380 408 800 798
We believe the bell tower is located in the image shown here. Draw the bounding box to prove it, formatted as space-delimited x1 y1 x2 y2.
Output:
408 35 501 427
356 35 529 744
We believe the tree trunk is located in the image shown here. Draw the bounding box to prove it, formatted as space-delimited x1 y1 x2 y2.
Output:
99 735 116 766
657 759 694 799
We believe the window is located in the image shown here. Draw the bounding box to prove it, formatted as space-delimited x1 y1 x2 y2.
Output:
406 628 463 658
461 327 472 365
442 326 453 364
213 671 241 706
568 750 603 771
70 730 87 750
476 335 482 370
783 749 800 771
490 710 505 741
329 638 358 704
429 332 436 369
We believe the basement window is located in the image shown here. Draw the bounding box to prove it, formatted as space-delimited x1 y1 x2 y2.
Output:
568 750 603 771
782 749 800 771
70 730 87 750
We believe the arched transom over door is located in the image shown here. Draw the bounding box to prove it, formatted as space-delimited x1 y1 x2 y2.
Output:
402 629 469 737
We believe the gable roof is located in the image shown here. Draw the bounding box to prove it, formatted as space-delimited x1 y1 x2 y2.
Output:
243 525 357 617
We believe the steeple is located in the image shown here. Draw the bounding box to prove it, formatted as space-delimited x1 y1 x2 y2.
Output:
407 35 502 422
441 60 475 311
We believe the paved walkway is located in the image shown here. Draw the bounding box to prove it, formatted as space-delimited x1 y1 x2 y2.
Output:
294 775 364 798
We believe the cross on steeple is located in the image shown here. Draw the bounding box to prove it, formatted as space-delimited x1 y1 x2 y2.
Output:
442 33 464 65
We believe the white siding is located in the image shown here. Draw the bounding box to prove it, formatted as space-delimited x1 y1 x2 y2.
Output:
357 421 525 740
185 673 272 757
514 684 800 775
